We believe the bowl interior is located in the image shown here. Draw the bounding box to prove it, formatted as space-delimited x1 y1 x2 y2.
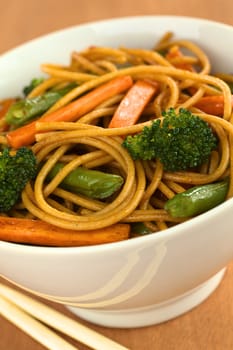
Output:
1 16 232 98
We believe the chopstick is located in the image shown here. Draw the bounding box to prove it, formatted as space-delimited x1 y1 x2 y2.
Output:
0 283 130 350
0 295 78 350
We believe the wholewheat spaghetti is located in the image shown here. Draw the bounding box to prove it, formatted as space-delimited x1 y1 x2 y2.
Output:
0 32 233 246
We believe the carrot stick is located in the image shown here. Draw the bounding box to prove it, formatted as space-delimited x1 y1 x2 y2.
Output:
0 216 130 246
0 98 17 131
108 80 157 128
165 45 194 71
194 95 233 116
6 75 133 149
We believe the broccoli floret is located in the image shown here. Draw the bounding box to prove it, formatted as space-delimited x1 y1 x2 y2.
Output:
122 108 217 171
23 77 44 96
0 147 37 212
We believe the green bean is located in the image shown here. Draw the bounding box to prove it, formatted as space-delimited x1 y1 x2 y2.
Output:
164 179 229 218
47 163 124 199
5 83 76 127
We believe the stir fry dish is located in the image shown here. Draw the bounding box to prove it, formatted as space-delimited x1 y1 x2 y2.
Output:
0 32 233 246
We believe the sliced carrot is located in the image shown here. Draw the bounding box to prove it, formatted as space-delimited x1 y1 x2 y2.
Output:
6 75 133 148
143 79 160 90
0 216 130 246
108 80 157 128
165 45 194 71
194 95 233 116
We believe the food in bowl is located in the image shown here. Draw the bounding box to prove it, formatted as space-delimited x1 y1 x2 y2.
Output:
0 23 232 247
0 16 233 329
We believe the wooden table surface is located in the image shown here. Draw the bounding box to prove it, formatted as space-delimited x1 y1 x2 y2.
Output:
0 1 233 349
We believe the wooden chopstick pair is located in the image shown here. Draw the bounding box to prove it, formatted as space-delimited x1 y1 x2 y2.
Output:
0 283 130 350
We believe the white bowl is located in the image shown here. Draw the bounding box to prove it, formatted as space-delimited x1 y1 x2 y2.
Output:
1 16 233 328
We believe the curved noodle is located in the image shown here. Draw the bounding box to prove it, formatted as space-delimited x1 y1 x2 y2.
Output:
1 32 233 245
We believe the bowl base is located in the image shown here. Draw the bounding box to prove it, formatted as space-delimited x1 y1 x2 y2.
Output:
67 268 225 328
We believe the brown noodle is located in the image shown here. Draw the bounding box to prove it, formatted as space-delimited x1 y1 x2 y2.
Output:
1 32 233 240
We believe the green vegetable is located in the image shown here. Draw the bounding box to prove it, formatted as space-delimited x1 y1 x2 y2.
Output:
23 78 45 96
47 163 124 199
122 108 217 171
0 147 37 212
164 179 229 218
226 81 233 93
5 83 76 127
131 222 152 235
